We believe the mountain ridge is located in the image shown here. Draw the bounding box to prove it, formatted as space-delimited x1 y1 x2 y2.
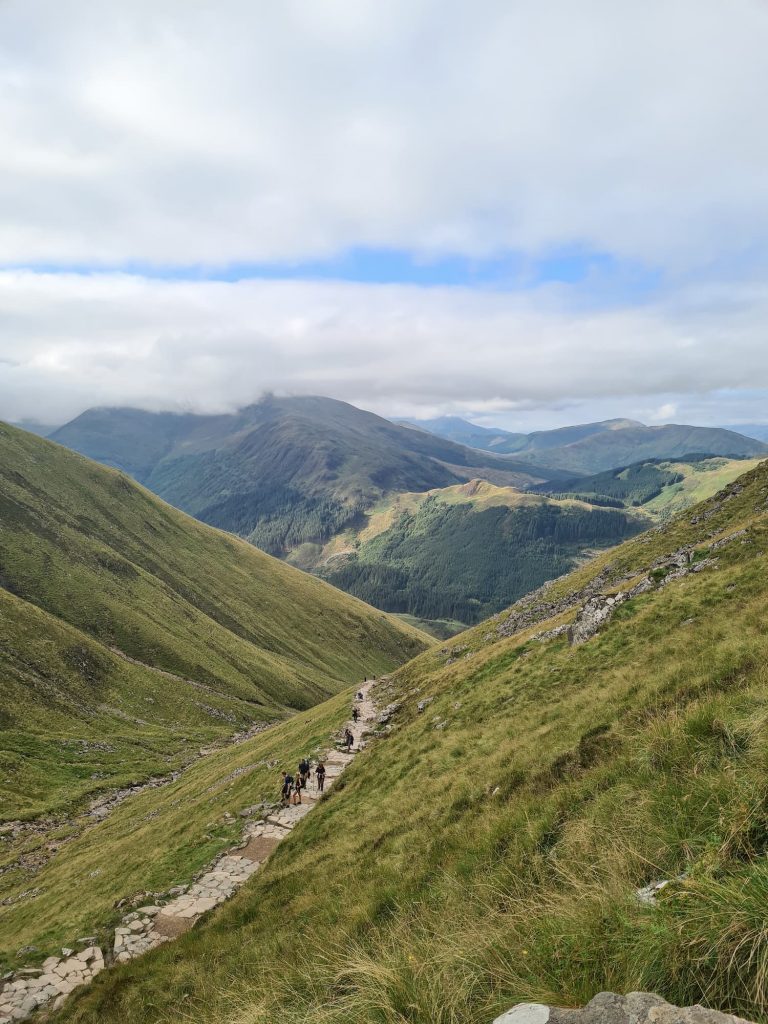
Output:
403 414 767 472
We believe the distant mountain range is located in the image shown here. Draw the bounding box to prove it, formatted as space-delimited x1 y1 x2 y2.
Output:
400 415 768 474
49 396 560 554
722 423 768 443
43 397 766 631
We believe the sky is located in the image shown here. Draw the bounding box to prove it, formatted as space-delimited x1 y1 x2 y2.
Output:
2 0 768 431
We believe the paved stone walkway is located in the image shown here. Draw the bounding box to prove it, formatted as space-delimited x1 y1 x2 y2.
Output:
0 684 377 1022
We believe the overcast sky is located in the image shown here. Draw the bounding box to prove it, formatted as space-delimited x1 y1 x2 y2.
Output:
2 0 768 430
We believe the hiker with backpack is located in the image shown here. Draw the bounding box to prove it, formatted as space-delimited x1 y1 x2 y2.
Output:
352 706 360 723
344 727 354 752
280 771 293 807
315 761 326 792
298 758 310 788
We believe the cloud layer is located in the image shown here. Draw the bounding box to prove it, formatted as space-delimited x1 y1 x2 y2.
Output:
3 271 767 428
2 0 767 428
2 0 768 268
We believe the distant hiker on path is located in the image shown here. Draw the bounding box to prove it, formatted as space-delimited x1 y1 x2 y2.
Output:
344 727 354 752
280 772 293 807
357 690 364 700
352 706 360 722
315 761 326 792
298 758 310 787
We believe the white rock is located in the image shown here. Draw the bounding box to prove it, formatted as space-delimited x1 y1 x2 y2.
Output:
76 946 101 963
493 1005 551 1024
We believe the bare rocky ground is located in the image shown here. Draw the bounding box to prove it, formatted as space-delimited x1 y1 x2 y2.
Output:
0 686 377 1022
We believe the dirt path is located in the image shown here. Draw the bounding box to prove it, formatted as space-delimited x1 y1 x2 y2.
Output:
0 683 381 1022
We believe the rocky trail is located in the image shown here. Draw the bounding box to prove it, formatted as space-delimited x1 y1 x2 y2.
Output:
0 684 379 1023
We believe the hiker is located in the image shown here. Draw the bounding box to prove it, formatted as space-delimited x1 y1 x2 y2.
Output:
299 758 310 787
357 690 364 700
315 761 326 792
280 771 293 807
352 706 360 722
344 727 354 752
291 773 302 805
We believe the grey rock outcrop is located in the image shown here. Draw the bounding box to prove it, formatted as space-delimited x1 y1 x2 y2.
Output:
494 992 754 1024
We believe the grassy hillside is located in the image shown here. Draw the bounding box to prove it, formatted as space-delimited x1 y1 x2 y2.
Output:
54 461 768 1024
297 481 644 625
535 455 765 522
50 397 558 558
0 422 428 817
0 686 353 970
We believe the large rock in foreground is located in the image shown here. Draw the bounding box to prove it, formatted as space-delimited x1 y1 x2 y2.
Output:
494 993 754 1024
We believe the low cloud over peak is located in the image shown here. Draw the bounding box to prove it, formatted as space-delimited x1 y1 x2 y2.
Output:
3 271 768 430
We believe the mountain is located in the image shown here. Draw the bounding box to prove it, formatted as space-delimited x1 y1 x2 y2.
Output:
408 416 768 473
397 414 528 451
0 422 427 819
46 460 768 1024
9 419 58 437
722 423 768 443
50 397 561 557
531 454 766 521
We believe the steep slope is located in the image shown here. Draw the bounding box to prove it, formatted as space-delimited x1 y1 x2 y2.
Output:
0 422 428 817
51 397 558 558
409 416 767 473
53 460 768 1024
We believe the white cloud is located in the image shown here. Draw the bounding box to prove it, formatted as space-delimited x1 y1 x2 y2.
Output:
2 271 768 426
649 403 678 422
1 0 768 267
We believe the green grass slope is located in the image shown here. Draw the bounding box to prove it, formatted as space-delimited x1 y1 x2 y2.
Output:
0 686 353 969
55 461 768 1024
535 455 765 522
0 422 428 817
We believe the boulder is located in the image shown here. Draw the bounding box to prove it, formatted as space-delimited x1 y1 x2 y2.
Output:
493 993 755 1024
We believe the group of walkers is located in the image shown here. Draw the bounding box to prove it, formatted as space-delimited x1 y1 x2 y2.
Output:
279 684 369 806
280 757 326 806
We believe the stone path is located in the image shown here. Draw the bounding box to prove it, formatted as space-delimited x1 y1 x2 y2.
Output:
0 684 378 1022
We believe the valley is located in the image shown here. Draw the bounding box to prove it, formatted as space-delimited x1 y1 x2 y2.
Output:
47 401 768 634
39 458 768 1024
0 423 427 933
